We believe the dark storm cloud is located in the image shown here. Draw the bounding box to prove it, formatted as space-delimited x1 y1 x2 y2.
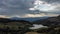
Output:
0 0 60 17
0 0 35 16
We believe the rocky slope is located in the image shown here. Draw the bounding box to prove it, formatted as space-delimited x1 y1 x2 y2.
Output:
33 15 60 26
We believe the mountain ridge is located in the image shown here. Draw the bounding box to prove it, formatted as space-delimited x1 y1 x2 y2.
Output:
9 16 48 22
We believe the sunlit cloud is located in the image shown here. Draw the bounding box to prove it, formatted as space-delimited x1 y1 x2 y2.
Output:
23 14 46 18
29 0 57 11
0 15 9 18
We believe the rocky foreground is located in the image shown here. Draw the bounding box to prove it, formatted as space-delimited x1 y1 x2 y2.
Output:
0 15 60 34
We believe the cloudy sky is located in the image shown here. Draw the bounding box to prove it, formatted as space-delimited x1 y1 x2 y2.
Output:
0 0 60 18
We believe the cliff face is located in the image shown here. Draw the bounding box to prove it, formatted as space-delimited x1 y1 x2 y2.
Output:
33 15 60 26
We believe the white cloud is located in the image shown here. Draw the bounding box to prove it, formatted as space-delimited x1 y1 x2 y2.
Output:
29 0 57 12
